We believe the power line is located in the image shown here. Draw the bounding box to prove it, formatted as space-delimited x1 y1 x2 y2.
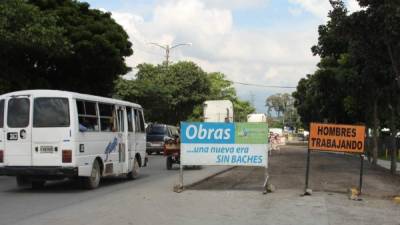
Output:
232 81 297 89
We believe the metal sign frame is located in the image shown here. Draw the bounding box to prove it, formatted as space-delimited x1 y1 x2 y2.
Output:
304 122 366 196
177 122 270 194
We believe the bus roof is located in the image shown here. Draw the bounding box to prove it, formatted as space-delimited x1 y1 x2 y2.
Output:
204 100 233 107
0 89 142 108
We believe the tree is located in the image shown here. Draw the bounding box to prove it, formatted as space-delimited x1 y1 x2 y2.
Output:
0 0 69 93
359 0 400 174
232 99 255 122
115 63 173 123
345 6 394 167
0 0 133 96
115 61 211 125
206 72 254 122
266 94 283 118
188 72 255 122
167 61 211 124
208 72 236 100
293 0 400 171
293 55 362 128
352 0 400 172
116 62 255 124
266 93 298 127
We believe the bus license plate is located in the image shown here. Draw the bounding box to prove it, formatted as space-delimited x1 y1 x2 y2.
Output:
40 146 54 153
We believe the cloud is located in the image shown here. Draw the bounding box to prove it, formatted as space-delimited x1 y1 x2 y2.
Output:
110 0 321 113
288 0 362 20
201 0 269 9
346 0 361 13
288 0 330 20
288 7 303 16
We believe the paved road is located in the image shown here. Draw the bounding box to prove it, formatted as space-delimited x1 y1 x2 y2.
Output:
191 145 400 225
1 147 399 225
0 155 229 225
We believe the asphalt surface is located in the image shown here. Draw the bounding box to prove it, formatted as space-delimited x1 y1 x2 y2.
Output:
194 145 400 197
1 146 399 225
0 155 229 225
191 145 400 225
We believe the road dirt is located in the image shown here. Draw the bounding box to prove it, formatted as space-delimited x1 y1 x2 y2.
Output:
191 145 400 199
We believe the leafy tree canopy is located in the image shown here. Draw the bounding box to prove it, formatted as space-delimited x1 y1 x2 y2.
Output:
0 0 133 96
115 61 211 125
115 62 254 124
293 0 400 169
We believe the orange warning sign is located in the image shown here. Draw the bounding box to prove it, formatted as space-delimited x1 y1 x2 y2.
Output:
309 123 365 153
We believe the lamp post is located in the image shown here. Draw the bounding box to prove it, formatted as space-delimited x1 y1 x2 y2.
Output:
149 42 192 67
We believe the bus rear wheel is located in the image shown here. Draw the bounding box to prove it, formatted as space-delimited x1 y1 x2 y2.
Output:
82 160 101 189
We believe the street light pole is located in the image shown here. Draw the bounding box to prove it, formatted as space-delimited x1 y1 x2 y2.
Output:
149 42 192 67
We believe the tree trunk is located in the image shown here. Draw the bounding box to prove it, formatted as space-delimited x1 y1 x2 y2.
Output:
389 105 398 174
384 28 400 89
371 99 379 166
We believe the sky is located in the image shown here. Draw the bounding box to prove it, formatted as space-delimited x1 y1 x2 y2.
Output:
83 0 361 113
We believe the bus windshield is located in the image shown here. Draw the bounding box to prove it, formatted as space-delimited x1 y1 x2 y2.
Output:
33 98 70 127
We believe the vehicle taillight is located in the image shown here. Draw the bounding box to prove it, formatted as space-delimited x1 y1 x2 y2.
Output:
62 150 72 163
0 150 3 163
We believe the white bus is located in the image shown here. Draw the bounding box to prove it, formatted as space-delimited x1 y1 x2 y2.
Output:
0 90 147 189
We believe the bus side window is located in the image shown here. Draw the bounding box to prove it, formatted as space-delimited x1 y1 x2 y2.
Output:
116 106 124 132
127 107 133 132
134 109 140 133
0 99 4 128
112 106 118 132
77 100 99 132
99 103 115 132
138 110 145 133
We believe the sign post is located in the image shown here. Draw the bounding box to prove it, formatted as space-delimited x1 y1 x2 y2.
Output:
179 122 269 193
359 154 364 194
304 148 311 195
306 123 366 196
179 162 184 190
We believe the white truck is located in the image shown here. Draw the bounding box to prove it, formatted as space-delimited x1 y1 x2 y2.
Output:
203 100 234 122
247 113 267 123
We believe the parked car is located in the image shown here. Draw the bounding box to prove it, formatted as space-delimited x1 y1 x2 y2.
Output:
146 124 179 155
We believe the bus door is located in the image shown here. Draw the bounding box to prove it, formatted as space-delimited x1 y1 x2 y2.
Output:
0 99 5 165
126 107 135 170
5 96 32 166
116 106 128 172
31 98 70 166
133 109 146 158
